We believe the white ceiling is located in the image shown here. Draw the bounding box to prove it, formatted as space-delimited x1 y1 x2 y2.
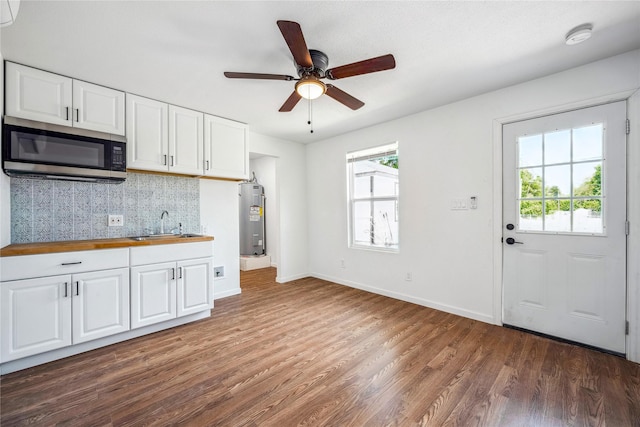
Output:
2 1 639 143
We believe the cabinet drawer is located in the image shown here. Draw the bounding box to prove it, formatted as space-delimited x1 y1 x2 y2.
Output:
130 241 213 266
1 248 129 281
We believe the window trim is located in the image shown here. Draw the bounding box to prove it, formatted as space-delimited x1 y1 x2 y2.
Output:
346 142 399 252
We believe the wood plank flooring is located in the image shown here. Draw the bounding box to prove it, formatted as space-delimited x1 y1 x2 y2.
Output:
1 267 639 426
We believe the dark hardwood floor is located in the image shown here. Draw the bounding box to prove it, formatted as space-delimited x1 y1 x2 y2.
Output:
1 267 639 426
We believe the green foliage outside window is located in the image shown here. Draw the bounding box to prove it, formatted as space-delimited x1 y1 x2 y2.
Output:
520 165 601 216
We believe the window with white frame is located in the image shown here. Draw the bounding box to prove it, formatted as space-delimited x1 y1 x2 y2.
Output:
347 142 399 251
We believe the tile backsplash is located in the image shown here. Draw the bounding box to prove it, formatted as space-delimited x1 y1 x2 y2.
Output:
10 172 200 244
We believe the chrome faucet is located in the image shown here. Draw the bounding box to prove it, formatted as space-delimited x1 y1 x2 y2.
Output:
160 210 169 234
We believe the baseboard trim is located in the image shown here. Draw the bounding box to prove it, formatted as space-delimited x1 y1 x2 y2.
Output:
311 273 495 325
214 288 242 300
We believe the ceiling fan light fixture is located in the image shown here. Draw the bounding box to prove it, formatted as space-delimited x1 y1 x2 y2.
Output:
295 76 326 100
565 24 593 45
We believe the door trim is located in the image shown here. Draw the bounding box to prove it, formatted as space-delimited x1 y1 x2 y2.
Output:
491 89 637 359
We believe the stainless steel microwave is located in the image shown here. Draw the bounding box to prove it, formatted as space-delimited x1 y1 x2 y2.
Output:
2 117 126 182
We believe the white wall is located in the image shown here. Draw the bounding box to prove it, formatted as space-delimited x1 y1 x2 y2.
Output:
249 156 278 267
0 45 9 249
627 88 640 363
306 51 640 343
248 132 308 282
200 179 241 299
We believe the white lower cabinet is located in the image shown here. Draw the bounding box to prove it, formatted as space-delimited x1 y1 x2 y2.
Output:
131 257 213 329
131 261 177 328
0 275 72 362
0 267 130 362
72 268 130 344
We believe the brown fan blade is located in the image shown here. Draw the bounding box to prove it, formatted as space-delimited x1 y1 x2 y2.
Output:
279 91 302 112
326 54 396 80
224 72 295 81
325 85 364 110
277 20 313 69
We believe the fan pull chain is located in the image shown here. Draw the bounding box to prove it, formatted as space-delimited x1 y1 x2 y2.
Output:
308 97 314 133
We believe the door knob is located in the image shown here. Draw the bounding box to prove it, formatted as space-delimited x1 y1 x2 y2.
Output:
506 224 515 230
505 237 523 245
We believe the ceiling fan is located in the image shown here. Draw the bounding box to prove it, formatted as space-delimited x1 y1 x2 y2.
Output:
224 20 396 112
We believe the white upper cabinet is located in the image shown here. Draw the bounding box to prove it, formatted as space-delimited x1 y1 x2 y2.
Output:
126 95 203 175
72 80 125 135
5 62 72 126
5 62 125 135
203 114 248 180
169 105 204 175
126 93 169 172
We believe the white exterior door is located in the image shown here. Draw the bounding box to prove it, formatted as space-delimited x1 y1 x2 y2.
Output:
0 275 72 362
503 101 627 354
72 268 130 344
177 258 213 317
130 262 177 329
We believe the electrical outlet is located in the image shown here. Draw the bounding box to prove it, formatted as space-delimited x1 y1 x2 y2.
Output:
405 272 413 281
108 214 124 227
214 266 224 278
340 259 346 268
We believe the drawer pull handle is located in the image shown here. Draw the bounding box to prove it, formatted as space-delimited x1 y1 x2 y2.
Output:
61 261 82 266
171 268 175 280
75 108 80 122
178 267 183 279
64 282 69 298
65 107 70 121
163 154 168 166
75 281 79 296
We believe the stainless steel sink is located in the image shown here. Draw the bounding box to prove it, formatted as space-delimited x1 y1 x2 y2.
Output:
128 233 201 241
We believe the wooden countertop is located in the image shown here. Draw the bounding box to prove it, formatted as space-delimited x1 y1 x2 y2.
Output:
0 235 214 257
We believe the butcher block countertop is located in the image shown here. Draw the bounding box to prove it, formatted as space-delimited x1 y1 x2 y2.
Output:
0 234 214 257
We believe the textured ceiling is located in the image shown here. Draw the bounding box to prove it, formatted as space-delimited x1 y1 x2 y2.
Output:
2 1 640 143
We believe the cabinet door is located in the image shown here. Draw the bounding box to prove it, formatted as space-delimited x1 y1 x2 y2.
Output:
5 62 73 126
130 262 176 329
72 268 130 344
204 115 248 179
169 105 204 175
0 275 72 362
73 80 125 135
177 257 213 317
126 94 169 172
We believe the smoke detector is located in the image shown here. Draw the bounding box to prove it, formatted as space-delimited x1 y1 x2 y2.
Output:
565 24 593 45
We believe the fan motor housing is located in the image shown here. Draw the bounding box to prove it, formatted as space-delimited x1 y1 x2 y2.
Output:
297 49 329 78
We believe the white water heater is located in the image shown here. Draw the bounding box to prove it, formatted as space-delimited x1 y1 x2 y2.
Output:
239 182 266 256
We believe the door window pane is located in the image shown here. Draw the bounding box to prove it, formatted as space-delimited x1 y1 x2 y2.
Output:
518 134 542 167
545 199 571 232
573 199 602 233
573 124 603 162
519 168 542 198
573 162 602 197
544 165 570 197
520 200 543 231
544 129 570 165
